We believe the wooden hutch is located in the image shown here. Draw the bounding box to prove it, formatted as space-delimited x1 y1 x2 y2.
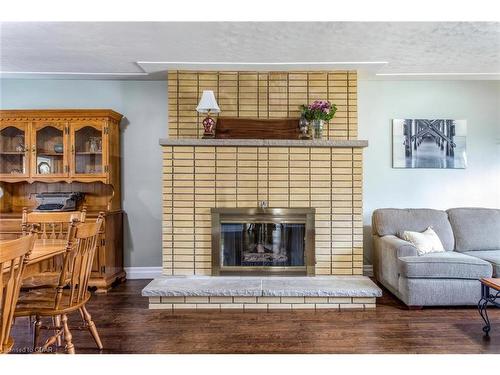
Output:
0 109 125 292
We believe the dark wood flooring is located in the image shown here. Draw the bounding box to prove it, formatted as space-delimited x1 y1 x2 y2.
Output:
10 279 500 354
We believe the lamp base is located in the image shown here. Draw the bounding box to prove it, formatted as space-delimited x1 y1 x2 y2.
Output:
202 133 215 139
202 115 216 139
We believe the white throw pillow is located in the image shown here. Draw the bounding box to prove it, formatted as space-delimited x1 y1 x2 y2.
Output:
402 227 445 256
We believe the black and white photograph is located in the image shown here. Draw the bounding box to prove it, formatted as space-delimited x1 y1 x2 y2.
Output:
392 119 467 169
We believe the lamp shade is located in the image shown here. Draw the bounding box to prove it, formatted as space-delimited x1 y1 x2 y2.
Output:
196 90 220 114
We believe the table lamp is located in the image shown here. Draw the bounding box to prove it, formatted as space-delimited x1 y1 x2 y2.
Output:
196 90 220 138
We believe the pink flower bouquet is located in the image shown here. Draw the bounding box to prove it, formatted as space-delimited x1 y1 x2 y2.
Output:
300 100 337 122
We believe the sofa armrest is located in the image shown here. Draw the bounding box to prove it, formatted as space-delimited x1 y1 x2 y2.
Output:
373 235 418 292
378 235 418 258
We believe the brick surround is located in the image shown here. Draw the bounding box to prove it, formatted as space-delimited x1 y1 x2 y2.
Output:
162 144 363 276
148 296 376 311
167 70 358 140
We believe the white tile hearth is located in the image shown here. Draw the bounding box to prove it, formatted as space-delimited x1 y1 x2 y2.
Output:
142 276 263 297
261 276 381 297
142 276 382 310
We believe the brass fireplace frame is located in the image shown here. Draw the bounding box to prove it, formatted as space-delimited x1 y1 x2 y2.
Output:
211 207 315 276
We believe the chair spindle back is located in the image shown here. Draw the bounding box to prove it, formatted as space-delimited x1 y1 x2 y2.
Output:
55 214 104 309
21 207 87 240
21 207 87 274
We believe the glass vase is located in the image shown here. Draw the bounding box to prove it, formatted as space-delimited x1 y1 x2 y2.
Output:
311 119 324 139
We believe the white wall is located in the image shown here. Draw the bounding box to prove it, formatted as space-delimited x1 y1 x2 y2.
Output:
0 79 168 268
359 80 500 264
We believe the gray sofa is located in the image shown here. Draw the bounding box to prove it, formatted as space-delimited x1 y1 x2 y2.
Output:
372 207 500 307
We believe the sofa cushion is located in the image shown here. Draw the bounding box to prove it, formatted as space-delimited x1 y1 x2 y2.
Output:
402 227 445 255
447 208 500 252
372 208 455 250
464 250 500 277
398 252 492 279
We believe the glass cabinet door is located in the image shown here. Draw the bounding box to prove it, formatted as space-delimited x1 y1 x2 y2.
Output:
0 123 29 177
32 122 68 177
71 123 106 176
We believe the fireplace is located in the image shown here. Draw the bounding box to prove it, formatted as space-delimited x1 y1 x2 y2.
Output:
161 141 366 276
147 137 381 311
211 208 315 276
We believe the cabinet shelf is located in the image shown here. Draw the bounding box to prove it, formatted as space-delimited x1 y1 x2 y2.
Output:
37 152 64 156
0 151 25 155
76 151 102 155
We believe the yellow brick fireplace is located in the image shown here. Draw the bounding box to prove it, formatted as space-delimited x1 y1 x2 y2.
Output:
162 70 365 277
161 140 366 276
145 70 382 310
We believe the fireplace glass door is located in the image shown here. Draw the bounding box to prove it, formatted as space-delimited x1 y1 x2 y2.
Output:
221 222 305 268
212 208 315 275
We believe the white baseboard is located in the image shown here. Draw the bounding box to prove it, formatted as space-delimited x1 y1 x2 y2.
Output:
363 265 374 277
124 267 162 279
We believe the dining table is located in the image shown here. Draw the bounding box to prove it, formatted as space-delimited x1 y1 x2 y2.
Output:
1 238 67 275
0 237 68 353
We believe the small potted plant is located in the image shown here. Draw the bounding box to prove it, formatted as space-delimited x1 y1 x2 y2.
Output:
300 100 337 139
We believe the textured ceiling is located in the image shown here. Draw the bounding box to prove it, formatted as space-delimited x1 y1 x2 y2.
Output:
0 22 499 79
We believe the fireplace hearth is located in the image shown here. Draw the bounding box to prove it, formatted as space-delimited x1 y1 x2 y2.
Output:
211 208 315 276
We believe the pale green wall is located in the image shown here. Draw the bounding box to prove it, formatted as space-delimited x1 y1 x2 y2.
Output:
359 80 500 264
2 78 499 268
0 79 168 268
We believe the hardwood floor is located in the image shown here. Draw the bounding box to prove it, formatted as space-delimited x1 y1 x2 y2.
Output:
10 279 500 354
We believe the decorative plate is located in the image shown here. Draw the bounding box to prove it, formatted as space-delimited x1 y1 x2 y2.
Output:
37 161 51 174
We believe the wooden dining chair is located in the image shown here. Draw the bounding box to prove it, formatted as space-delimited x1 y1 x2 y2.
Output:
22 207 87 239
15 214 104 354
21 207 87 289
0 232 36 354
